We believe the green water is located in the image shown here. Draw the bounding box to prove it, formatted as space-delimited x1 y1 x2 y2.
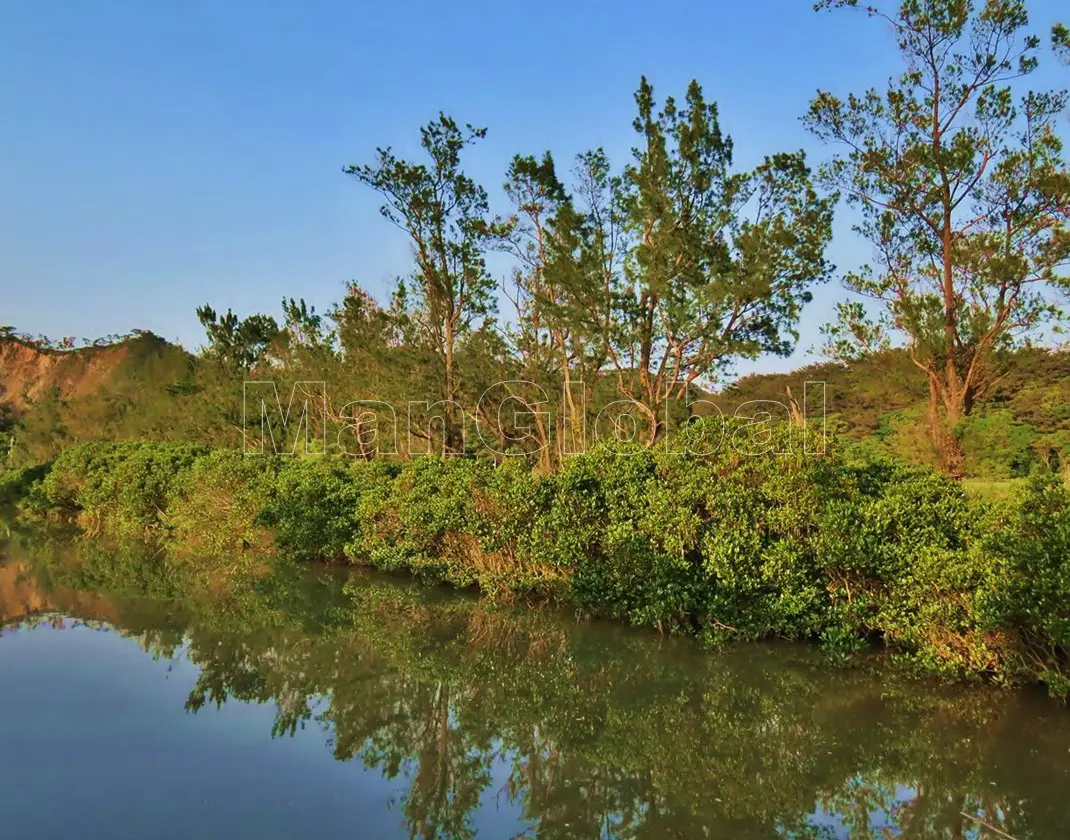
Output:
1 534 1069 839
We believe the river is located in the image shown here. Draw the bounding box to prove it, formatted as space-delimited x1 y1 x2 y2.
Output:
1 532 1069 839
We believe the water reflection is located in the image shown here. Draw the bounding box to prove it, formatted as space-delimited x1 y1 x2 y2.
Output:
2 533 1069 839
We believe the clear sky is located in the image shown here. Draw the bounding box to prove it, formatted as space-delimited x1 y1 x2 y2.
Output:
2 0 1067 378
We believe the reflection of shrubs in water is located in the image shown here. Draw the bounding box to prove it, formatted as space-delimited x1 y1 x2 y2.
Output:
7 419 1070 697
10 544 1070 840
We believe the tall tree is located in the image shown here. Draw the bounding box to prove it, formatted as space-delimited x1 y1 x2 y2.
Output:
544 150 628 453
806 0 1070 473
610 78 835 445
499 150 622 462
498 152 568 464
195 305 279 376
326 282 423 457
331 281 403 392
345 115 502 453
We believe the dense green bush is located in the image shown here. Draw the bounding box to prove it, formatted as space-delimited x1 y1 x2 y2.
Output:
261 458 395 563
542 427 830 637
28 441 207 534
980 471 1070 694
7 431 1070 697
0 463 49 506
351 457 496 585
166 450 279 558
955 410 1040 479
549 443 704 630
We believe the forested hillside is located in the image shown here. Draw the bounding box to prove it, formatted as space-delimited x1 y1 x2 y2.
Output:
713 347 1070 479
3 327 1067 481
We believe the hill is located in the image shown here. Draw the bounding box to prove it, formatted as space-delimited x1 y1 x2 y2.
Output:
711 348 1070 477
0 332 200 463
0 332 184 410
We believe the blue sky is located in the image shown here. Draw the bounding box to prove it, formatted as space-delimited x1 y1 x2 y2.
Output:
2 0 1067 378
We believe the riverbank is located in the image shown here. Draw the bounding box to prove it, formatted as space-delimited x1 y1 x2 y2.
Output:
2 419 1069 697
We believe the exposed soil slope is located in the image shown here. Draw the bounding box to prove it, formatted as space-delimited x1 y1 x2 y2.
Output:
0 333 193 412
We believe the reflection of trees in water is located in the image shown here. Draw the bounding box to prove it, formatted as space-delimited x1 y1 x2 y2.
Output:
10 537 1070 840
364 681 489 840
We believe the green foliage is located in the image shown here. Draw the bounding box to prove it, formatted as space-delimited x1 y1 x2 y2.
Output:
706 347 1070 480
1033 429 1070 478
4 47 1065 474
955 409 1040 479
550 442 703 629
980 471 1070 691
166 450 279 558
10 421 1070 697
29 442 206 534
0 464 49 506
1055 22 1070 64
599 78 835 443
261 458 393 563
352 457 496 585
0 332 229 466
195 305 280 375
344 114 503 453
870 406 942 471
815 465 985 668
807 0 1069 471
819 301 890 361
544 420 829 638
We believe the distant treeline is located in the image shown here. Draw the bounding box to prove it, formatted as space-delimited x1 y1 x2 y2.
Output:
712 347 1070 480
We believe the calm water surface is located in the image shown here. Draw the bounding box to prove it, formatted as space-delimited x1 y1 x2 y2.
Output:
1 533 1069 839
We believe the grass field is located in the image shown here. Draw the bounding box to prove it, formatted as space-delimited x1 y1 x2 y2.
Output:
962 472 1070 501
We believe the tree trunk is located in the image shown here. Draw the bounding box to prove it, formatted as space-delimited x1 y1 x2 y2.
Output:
442 316 461 454
928 373 965 476
560 358 583 460
532 406 552 472
642 401 661 448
